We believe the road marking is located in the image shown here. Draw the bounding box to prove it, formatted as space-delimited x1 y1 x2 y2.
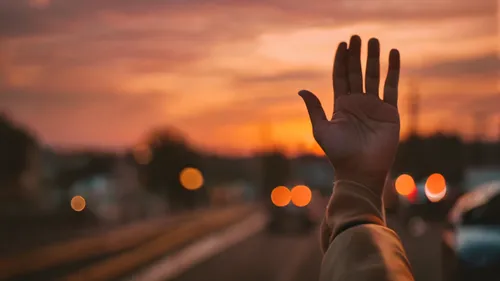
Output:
128 212 268 281
61 205 253 281
0 213 194 280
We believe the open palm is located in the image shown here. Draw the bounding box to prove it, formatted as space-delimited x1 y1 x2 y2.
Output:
299 35 401 192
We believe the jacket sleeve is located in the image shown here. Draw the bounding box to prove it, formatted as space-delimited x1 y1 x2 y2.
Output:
319 180 415 281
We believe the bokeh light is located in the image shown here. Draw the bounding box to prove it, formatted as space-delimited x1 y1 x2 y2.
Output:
425 173 446 194
271 186 291 207
395 174 416 196
291 185 312 207
425 184 447 202
425 173 447 202
180 167 204 190
71 195 86 212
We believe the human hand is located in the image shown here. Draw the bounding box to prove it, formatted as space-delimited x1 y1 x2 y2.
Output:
299 35 401 195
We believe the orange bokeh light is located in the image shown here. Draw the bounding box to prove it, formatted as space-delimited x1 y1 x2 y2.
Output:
271 186 291 207
291 185 312 207
71 195 86 212
425 173 446 194
180 167 204 190
395 174 416 196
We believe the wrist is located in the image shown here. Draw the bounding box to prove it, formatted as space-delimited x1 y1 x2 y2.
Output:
334 170 388 197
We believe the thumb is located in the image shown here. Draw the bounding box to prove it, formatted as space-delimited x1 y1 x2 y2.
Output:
299 90 327 128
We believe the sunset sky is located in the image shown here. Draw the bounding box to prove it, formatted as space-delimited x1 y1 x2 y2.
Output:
0 0 499 154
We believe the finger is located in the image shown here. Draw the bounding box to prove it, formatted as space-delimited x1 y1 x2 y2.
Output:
298 90 327 128
347 35 363 94
384 49 400 107
365 38 380 97
333 42 348 100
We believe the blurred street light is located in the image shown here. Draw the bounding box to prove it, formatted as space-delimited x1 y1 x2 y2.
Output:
425 173 447 202
395 174 416 196
71 195 86 212
291 185 312 207
271 186 291 207
179 167 204 190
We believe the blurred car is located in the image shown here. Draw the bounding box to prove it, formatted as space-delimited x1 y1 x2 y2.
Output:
398 174 458 222
267 202 315 233
442 181 500 281
398 179 428 220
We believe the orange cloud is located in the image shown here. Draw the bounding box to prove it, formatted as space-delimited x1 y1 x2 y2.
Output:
0 0 497 153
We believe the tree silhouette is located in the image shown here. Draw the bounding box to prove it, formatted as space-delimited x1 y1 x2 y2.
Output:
393 133 465 186
0 113 38 195
260 149 290 199
54 151 115 190
137 127 206 211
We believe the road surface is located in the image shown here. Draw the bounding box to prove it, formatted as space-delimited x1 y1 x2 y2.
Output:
173 215 443 281
1 210 443 281
173 228 322 281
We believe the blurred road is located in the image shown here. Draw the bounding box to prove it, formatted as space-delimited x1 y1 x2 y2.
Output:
390 216 443 281
173 215 443 281
173 228 322 281
1 207 444 281
0 205 255 281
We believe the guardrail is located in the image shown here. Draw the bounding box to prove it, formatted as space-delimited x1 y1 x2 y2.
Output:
0 204 255 280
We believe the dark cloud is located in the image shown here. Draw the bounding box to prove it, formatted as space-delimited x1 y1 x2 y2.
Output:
0 0 496 38
0 88 170 109
401 53 499 116
1 0 496 77
178 92 301 129
451 93 500 116
5 29 208 71
233 70 324 84
412 53 499 78
416 91 500 117
0 88 174 147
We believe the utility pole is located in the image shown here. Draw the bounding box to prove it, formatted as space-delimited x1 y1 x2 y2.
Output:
473 112 484 142
408 81 420 137
497 119 500 142
260 122 274 151
497 120 500 166
472 112 486 166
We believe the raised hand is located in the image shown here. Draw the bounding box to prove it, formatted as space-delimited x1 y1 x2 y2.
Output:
299 35 401 195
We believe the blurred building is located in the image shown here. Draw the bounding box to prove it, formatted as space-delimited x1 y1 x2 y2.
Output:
0 115 42 217
209 181 255 207
464 168 500 192
65 153 167 224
